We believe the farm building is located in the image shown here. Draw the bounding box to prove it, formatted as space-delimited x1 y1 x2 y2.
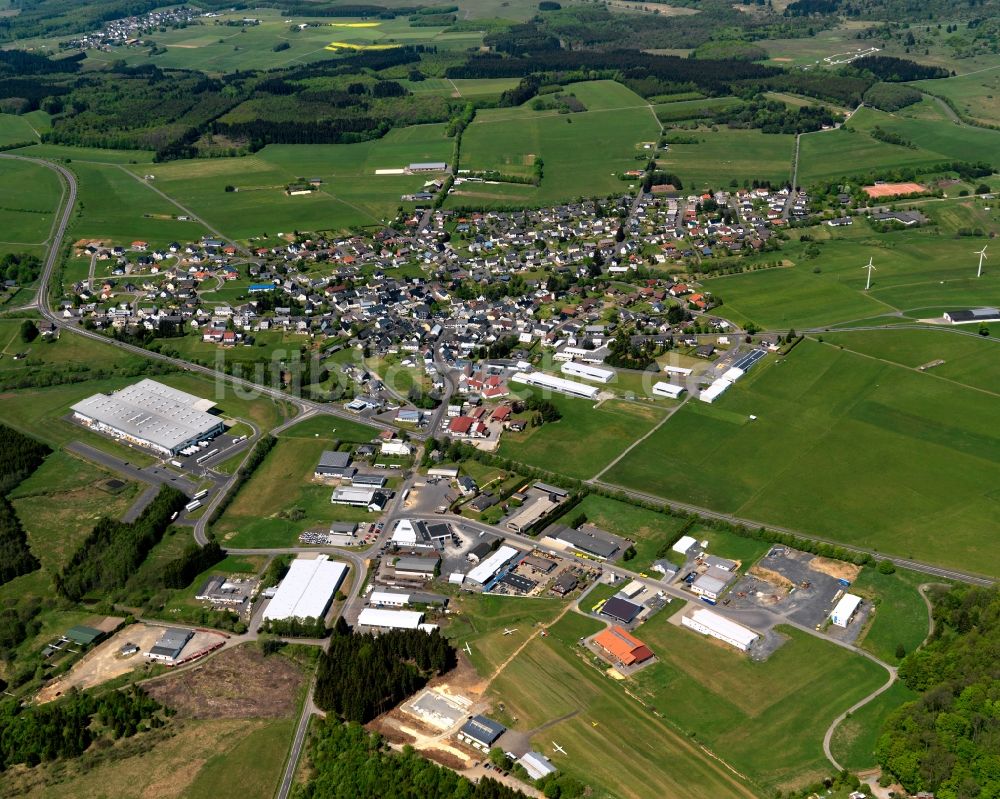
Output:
71 378 224 456
314 450 354 479
601 596 643 625
330 486 389 511
145 628 193 664
652 381 686 399
517 752 557 780
408 162 448 172
560 361 614 383
510 370 599 399
593 625 654 667
357 608 428 631
544 525 619 560
263 555 348 622
682 608 758 651
830 593 862 627
456 715 506 751
466 545 520 585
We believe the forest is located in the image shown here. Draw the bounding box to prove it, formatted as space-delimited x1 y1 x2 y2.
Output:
876 584 1000 799
297 720 529 799
54 485 187 601
0 686 163 770
0 253 43 287
0 424 48 588
313 618 456 723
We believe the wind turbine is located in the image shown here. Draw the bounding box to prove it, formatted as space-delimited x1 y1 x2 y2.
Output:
863 256 876 291
975 244 988 277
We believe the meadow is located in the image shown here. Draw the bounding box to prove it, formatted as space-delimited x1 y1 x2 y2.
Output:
829 680 917 772
704 233 1000 330
913 69 1000 127
497 390 668 480
604 339 1000 574
472 611 764 799
454 86 660 206
128 124 453 240
0 157 64 245
633 620 887 789
851 565 932 665
656 127 795 190
12 143 156 163
0 112 41 146
797 99 1000 185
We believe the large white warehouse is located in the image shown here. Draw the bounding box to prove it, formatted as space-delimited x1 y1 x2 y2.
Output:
830 593 862 627
699 378 732 404
466 545 519 585
682 608 758 651
71 378 225 455
263 555 348 622
358 608 425 630
510 370 599 399
560 361 614 384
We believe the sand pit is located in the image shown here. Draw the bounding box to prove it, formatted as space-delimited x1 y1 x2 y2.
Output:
809 556 861 583
864 182 927 198
749 565 794 591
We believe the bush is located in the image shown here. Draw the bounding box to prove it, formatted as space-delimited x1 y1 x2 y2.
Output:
877 559 896 575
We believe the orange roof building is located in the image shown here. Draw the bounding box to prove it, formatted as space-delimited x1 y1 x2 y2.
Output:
593 626 654 667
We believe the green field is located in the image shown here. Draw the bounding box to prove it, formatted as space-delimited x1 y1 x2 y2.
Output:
658 127 795 189
704 234 1000 330
633 619 887 789
498 390 667 479
128 124 452 240
829 679 917 772
69 161 210 247
0 113 41 146
0 157 63 245
214 415 379 547
9 450 141 572
12 143 156 163
467 610 763 799
798 99 1000 185
604 339 1000 574
913 69 1000 128
851 565 932 665
454 84 660 206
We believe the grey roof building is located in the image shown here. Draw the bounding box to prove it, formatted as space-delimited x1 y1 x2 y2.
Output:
601 596 643 624
457 715 506 750
550 525 619 560
315 450 354 478
145 628 193 663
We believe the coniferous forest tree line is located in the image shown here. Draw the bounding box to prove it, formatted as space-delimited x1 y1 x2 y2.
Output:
0 424 48 587
313 618 456 723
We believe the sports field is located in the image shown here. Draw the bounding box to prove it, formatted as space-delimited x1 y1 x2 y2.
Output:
0 157 63 245
484 612 764 799
603 339 1000 574
455 84 660 205
657 127 795 189
497 390 667 479
704 235 1000 329
129 124 452 239
633 619 887 789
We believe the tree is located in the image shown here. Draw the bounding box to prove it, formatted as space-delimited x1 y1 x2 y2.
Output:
978 323 990 337
19 319 38 343
622 545 637 561
895 642 906 659
877 559 896 575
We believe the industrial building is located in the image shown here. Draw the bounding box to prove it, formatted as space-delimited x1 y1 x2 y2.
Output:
368 589 446 608
682 608 758 651
357 608 426 630
601 596 643 624
391 518 452 547
505 494 560 533
456 715 506 751
830 593 862 627
517 752 557 780
544 525 620 560
560 361 614 383
690 566 737 602
330 485 389 512
510 370 599 400
71 378 224 456
263 555 348 622
145 628 193 664
593 625 654 667
652 381 686 399
393 555 440 580
408 161 448 172
314 450 355 479
466 545 519 585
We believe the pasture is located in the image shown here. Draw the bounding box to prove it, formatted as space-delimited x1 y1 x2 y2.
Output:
913 69 1000 127
454 90 660 205
798 100 1000 185
0 157 63 245
657 127 795 189
604 339 1000 574
129 125 452 239
704 234 1000 329
69 162 210 246
497 390 667 479
633 620 887 789
481 612 763 799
